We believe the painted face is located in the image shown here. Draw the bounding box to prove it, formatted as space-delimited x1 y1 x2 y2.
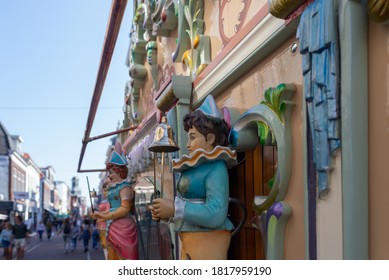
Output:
186 126 214 154
108 168 121 183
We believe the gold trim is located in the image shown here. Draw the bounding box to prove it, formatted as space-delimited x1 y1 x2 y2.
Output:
368 0 389 22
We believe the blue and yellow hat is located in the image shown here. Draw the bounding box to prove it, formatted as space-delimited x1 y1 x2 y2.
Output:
109 142 127 166
196 95 223 121
196 95 233 130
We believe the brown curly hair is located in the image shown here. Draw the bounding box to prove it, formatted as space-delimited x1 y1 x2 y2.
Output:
183 109 229 147
106 163 128 179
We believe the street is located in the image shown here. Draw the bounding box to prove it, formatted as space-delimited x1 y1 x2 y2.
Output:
6 232 105 260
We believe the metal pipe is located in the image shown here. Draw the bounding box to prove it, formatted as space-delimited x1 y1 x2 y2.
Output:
153 156 157 196
78 169 107 173
86 125 138 143
77 0 128 173
161 151 165 198
87 176 95 213
79 126 138 172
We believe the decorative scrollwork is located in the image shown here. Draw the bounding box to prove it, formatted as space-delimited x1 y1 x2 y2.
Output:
219 0 251 48
151 0 177 36
229 83 295 259
229 83 295 213
125 81 141 125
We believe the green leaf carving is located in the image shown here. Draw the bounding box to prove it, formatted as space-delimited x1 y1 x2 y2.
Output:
268 174 275 189
261 83 287 123
256 83 290 191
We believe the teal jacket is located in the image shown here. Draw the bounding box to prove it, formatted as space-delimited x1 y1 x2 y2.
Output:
174 159 235 232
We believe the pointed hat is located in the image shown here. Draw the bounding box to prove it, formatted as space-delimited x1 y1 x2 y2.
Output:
196 95 223 121
109 142 127 166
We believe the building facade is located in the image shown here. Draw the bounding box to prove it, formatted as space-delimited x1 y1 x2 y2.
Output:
23 153 42 231
0 122 15 220
0 122 44 226
54 181 71 216
89 0 389 259
0 122 83 226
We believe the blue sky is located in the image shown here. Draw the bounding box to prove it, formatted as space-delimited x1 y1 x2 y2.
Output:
0 1 134 198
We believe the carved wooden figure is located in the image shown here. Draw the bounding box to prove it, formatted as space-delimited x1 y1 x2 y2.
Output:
90 142 138 260
150 95 237 260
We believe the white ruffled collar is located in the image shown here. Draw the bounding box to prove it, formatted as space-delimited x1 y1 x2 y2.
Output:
106 179 133 190
172 146 237 172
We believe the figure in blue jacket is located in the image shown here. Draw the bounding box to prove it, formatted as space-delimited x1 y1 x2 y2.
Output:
150 95 237 259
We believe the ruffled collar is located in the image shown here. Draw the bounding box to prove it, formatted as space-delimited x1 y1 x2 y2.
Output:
106 179 133 190
172 146 237 172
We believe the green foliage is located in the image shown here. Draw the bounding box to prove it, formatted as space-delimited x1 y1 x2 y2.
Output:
256 83 289 191
267 174 275 189
261 83 287 123
257 121 276 146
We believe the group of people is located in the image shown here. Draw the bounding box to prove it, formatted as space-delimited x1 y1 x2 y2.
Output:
40 215 103 254
0 216 30 260
55 217 100 254
90 95 237 260
0 214 103 260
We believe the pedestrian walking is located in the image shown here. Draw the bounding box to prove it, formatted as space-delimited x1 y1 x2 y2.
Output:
45 219 53 240
57 218 71 253
11 216 29 260
70 220 80 252
80 221 91 253
37 221 45 241
1 222 13 260
57 218 63 230
92 224 99 250
53 218 58 232
25 217 33 234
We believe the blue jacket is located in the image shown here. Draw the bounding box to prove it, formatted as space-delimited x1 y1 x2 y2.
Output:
174 158 235 232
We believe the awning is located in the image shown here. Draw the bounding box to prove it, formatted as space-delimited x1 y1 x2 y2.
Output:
44 208 57 216
0 201 14 211
0 214 8 220
56 213 69 219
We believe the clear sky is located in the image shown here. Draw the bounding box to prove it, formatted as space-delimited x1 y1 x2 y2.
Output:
0 1 134 200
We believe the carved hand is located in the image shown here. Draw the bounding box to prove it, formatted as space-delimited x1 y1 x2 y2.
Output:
150 198 174 220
